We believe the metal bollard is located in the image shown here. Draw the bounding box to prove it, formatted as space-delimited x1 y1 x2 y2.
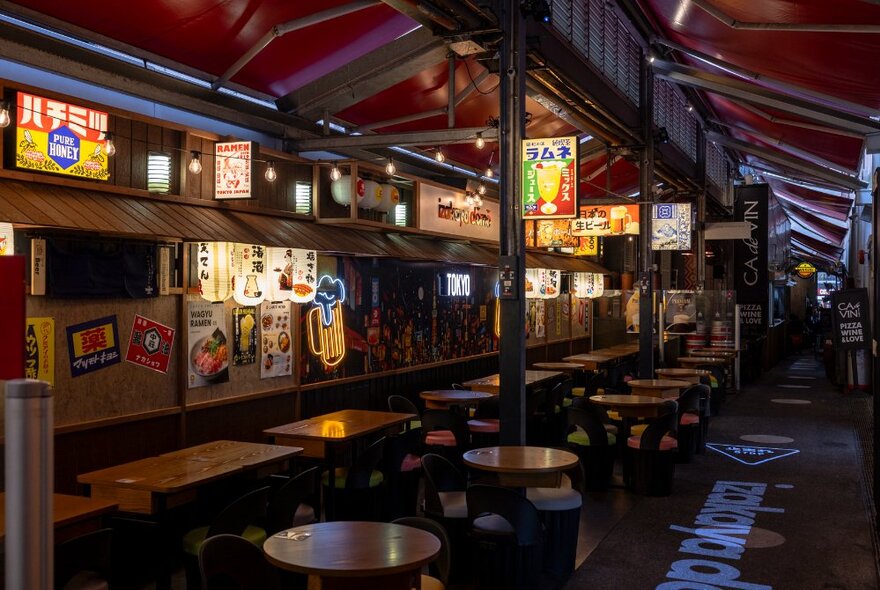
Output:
5 379 53 590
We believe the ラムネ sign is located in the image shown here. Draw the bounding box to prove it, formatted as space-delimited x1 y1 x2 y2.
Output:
15 92 110 181
522 136 577 219
125 314 175 373
66 316 121 377
215 141 253 200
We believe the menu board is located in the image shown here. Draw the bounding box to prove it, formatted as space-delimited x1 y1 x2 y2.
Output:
831 288 871 351
232 306 257 366
664 290 697 334
260 301 292 379
187 301 228 388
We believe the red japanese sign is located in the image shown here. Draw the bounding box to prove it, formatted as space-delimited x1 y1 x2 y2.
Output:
125 314 175 374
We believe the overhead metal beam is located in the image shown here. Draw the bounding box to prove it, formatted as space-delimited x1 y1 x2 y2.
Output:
709 119 859 176
691 0 880 33
286 127 497 150
653 37 880 119
654 60 880 136
728 99 864 139
275 27 448 118
707 131 866 190
212 1 381 91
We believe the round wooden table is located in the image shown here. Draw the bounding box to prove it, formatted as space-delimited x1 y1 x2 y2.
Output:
532 362 583 373
627 379 691 399
462 446 579 488
264 521 440 590
655 368 711 384
588 394 671 419
420 389 495 409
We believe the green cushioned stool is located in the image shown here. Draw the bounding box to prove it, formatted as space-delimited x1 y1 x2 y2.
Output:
321 467 384 489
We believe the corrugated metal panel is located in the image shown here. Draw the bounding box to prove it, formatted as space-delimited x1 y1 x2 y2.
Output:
551 0 640 106
654 79 697 162
707 142 727 189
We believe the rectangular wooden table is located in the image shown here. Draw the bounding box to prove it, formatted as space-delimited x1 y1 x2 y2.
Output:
79 441 302 515
462 370 563 394
0 493 118 544
264 410 415 520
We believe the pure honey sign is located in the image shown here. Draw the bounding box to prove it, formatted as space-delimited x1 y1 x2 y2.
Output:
15 92 110 180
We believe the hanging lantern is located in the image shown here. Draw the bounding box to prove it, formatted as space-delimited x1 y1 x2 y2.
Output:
374 184 400 213
585 273 605 299
232 243 267 306
543 269 561 299
572 272 589 298
0 222 13 256
197 241 232 302
266 247 294 302
359 180 382 209
289 249 318 303
330 175 364 207
524 268 540 299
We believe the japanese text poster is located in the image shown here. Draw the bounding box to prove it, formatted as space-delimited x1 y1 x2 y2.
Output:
233 306 257 365
25 317 54 385
125 314 175 373
188 300 229 388
66 316 120 377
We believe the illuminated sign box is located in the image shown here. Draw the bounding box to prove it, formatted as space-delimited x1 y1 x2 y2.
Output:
571 205 640 236
15 92 109 181
438 272 471 297
215 141 253 200
652 203 692 251
522 136 577 219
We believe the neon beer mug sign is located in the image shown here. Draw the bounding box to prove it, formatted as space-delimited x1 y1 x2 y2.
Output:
306 275 347 368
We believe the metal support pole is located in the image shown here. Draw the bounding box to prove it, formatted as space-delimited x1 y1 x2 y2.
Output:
696 125 707 290
871 167 880 532
447 55 456 129
5 379 53 590
638 54 655 379
498 0 527 445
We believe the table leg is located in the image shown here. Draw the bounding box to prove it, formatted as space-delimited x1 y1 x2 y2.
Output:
325 443 337 521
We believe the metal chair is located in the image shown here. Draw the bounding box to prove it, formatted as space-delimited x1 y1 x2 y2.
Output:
199 533 284 590
321 436 386 521
392 516 451 590
626 400 679 496
266 466 319 535
55 528 113 590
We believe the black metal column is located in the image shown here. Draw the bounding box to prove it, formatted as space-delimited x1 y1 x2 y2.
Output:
498 0 527 445
638 54 655 378
696 125 707 290
871 168 880 532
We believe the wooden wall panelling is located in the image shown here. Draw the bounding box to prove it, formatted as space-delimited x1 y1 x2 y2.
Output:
112 118 133 188
129 121 148 190
183 393 297 448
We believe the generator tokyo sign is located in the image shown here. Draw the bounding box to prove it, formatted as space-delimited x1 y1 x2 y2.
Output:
522 136 577 219
15 92 110 181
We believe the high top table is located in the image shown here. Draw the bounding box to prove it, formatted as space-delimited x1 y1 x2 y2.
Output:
0 493 118 544
420 389 494 410
627 378 691 399
562 353 618 371
655 367 711 384
264 521 440 590
462 370 563 394
462 446 579 488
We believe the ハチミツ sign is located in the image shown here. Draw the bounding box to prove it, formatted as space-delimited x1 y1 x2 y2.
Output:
831 288 871 351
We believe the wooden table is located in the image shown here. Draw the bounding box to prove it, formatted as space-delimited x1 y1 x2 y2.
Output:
264 521 440 590
588 394 671 420
161 440 303 478
627 379 691 399
655 368 711 384
0 493 118 544
678 356 730 369
78 443 302 515
462 446 579 488
264 410 414 520
531 362 583 373
462 370 563 394
420 389 494 410
562 353 619 371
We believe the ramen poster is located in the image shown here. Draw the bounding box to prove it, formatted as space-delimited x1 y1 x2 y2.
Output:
521 136 577 219
188 300 229 388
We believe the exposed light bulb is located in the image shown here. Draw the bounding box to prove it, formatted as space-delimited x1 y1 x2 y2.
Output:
478 182 487 195
265 161 277 182
188 151 202 174
648 54 656 64
434 148 445 163
103 132 116 156
466 194 474 206
385 158 396 175
330 164 342 181
0 103 11 128
475 133 485 149
485 167 494 178
687 105 694 112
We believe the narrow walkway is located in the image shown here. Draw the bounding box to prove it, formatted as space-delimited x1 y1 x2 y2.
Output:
567 351 880 589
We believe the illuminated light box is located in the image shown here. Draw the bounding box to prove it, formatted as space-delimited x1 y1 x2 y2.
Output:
651 203 692 251
15 92 109 181
215 141 253 200
522 136 577 219
438 271 471 297
572 205 640 236
197 242 232 303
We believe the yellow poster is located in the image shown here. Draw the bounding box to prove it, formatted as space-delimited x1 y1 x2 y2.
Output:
25 317 54 386
15 92 110 181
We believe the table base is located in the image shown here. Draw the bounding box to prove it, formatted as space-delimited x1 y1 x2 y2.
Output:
308 571 418 590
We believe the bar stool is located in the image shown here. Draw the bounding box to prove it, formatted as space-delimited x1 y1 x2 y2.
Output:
566 405 615 489
526 466 583 583
627 401 678 496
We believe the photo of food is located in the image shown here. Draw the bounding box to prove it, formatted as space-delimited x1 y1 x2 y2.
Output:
261 301 293 379
191 328 228 378
278 331 291 353
188 301 230 388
